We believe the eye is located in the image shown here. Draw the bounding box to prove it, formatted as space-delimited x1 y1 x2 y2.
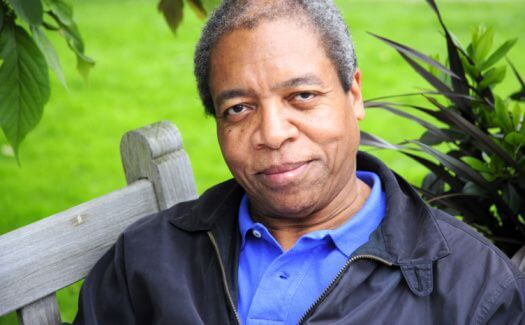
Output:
224 104 248 117
294 92 315 101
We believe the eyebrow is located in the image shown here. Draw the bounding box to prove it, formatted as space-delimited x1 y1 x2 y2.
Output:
214 74 325 107
271 74 326 90
215 89 255 108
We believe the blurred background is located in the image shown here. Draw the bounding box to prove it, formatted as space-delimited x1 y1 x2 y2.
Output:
1 0 524 323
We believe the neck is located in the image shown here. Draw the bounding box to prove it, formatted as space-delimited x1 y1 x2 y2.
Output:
251 176 371 251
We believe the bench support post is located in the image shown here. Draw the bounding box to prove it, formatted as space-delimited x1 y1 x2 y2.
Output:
121 121 198 209
16 293 61 325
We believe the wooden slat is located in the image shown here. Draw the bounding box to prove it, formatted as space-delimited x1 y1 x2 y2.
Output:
16 294 61 325
121 120 198 209
0 180 159 316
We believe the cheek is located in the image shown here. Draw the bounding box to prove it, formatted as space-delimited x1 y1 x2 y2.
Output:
218 125 250 175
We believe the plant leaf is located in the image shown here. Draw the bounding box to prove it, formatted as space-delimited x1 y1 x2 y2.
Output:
512 102 523 131
494 96 513 132
410 140 494 194
402 151 464 191
424 0 470 105
503 183 521 214
187 0 207 19
368 32 459 79
0 24 50 158
479 66 506 90
201 0 220 13
30 25 67 89
158 0 184 34
473 25 494 64
6 0 43 25
365 101 455 142
422 172 445 194
0 5 4 32
504 132 525 147
53 15 94 81
507 59 525 102
46 0 74 26
424 95 519 169
480 38 517 71
359 131 402 150
462 181 488 197
461 156 491 173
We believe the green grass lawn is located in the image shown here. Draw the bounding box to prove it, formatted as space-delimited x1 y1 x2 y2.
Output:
1 0 524 323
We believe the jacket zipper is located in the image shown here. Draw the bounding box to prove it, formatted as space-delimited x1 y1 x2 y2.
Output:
298 254 393 324
207 231 241 325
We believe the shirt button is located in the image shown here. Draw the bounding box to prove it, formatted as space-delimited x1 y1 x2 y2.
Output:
252 229 262 238
279 272 289 280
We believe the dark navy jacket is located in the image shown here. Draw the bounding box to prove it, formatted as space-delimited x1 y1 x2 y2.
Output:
74 152 525 324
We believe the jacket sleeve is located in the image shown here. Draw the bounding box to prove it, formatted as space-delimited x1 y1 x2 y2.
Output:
478 275 525 325
72 235 136 325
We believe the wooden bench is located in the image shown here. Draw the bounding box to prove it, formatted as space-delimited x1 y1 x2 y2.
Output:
0 121 198 325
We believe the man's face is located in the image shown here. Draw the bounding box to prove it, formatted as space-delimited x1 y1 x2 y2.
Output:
209 18 365 220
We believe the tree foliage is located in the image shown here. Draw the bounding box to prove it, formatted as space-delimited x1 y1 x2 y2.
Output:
0 0 93 161
0 0 220 162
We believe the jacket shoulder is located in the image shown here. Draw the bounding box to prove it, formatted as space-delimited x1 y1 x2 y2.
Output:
431 208 525 321
432 208 521 274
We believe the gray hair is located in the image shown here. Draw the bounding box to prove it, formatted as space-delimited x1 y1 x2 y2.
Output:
193 0 357 116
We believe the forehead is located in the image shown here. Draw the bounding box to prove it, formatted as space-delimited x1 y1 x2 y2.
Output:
209 18 337 95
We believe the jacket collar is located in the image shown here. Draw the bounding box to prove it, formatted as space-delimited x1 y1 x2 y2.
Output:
169 151 450 296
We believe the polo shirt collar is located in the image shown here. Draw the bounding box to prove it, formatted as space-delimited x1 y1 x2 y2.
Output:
237 171 386 257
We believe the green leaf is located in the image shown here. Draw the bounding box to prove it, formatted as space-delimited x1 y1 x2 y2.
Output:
76 52 94 81
0 24 50 157
55 18 94 81
508 59 525 102
480 38 517 71
479 65 506 90
201 0 220 13
0 5 4 32
187 0 206 19
462 181 488 197
6 0 43 25
410 141 494 195
460 54 478 80
512 102 523 131
45 2 94 81
158 0 184 34
424 95 519 169
46 0 73 26
30 25 67 89
504 132 525 147
461 156 491 173
494 96 513 132
502 183 521 214
472 25 493 64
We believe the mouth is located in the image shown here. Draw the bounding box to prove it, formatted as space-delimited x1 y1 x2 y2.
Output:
257 161 311 188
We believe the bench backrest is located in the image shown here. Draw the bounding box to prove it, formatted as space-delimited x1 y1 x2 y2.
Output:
0 121 198 325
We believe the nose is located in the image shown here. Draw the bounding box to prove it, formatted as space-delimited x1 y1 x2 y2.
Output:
252 102 299 150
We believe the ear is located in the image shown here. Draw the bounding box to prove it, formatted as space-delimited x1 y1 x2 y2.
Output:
347 68 365 120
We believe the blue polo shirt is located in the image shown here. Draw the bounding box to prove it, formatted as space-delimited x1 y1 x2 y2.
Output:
237 171 386 325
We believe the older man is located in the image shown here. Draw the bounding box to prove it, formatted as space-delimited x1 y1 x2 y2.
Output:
74 0 525 324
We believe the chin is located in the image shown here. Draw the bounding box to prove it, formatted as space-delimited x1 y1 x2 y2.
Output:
261 192 319 219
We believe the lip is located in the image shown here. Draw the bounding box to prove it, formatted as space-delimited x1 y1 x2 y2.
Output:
257 161 311 187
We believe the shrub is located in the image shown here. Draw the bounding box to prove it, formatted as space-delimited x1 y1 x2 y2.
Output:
361 0 525 256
